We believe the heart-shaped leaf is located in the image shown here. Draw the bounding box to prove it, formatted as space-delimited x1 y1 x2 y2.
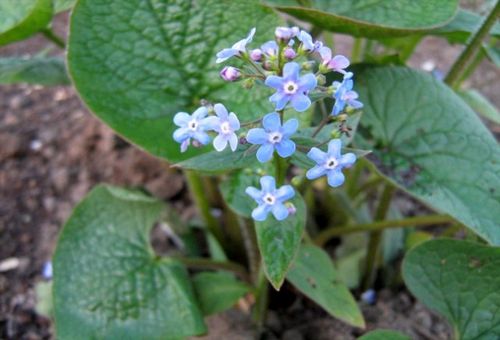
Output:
354 66 500 245
255 194 306 290
0 0 53 46
264 0 458 38
53 185 206 339
68 0 280 163
403 239 500 339
287 244 365 328
0 57 69 85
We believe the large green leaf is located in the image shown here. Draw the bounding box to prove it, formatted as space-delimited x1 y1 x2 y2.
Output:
53 185 206 339
431 9 500 43
175 144 257 172
0 57 69 85
359 329 411 340
0 0 53 46
68 0 279 163
192 272 250 315
355 66 500 245
459 89 500 125
403 239 500 339
255 194 306 290
286 244 365 328
264 0 458 38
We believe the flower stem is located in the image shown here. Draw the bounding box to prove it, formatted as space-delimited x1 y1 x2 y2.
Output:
314 214 452 246
41 28 65 49
184 170 224 244
252 268 269 331
312 114 331 138
457 47 486 87
238 216 260 283
351 38 363 62
175 256 249 282
444 0 500 88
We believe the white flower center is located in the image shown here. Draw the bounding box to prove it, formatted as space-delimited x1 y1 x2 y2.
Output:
220 121 231 134
325 157 339 169
283 81 298 94
263 193 276 205
268 132 282 144
188 119 198 131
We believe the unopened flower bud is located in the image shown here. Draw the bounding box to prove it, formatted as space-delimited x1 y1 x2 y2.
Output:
301 61 314 71
262 60 273 71
330 130 341 139
291 175 303 187
192 140 203 148
316 74 326 86
284 47 296 60
286 202 297 216
250 49 263 61
220 66 241 82
242 78 255 89
275 26 299 42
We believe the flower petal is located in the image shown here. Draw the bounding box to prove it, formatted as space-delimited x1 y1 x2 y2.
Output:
291 93 311 112
340 152 356 167
348 99 363 109
252 204 271 221
246 128 267 144
272 203 289 221
214 103 228 119
261 40 278 56
262 112 281 132
216 48 237 63
173 112 191 126
245 186 262 201
331 100 345 116
260 175 276 193
213 134 228 151
329 55 350 71
275 139 296 158
307 147 327 164
173 127 190 143
306 165 327 180
270 92 290 111
327 169 345 188
229 133 238 151
328 139 342 158
193 131 210 145
283 62 300 80
256 143 274 163
192 106 208 119
203 116 220 131
318 46 332 62
281 118 298 137
265 75 284 89
228 112 240 130
275 185 295 201
298 73 317 91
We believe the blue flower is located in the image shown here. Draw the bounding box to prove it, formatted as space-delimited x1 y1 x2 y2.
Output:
173 107 212 152
216 27 256 63
261 40 279 57
265 62 317 112
246 112 298 163
205 103 240 152
331 75 363 116
306 139 356 187
275 26 299 41
245 175 295 221
318 46 350 74
298 30 322 52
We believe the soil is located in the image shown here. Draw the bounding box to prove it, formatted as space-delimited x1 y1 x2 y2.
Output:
1 9 498 340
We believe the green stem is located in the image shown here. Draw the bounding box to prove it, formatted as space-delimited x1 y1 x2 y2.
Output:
457 48 486 87
175 257 249 282
351 38 363 62
362 184 395 290
184 171 224 244
238 217 260 283
445 0 500 87
252 268 269 331
362 39 375 59
315 214 452 246
312 113 331 137
41 28 65 48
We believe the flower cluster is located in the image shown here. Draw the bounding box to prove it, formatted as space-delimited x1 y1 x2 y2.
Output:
172 26 364 221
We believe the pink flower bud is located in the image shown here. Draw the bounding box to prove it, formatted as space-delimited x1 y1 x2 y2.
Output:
250 49 263 61
284 47 296 60
220 66 241 82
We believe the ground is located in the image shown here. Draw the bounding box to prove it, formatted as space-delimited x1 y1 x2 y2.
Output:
1 10 498 340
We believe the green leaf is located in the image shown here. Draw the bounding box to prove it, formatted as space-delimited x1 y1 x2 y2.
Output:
0 57 69 86
68 0 280 163
431 9 500 44
192 272 250 315
0 0 53 46
53 185 206 339
55 0 76 13
484 46 500 67
255 193 306 290
402 239 500 339
355 66 500 245
459 89 500 124
287 244 365 328
264 0 458 38
175 144 257 173
35 281 53 318
358 329 411 340
220 169 261 218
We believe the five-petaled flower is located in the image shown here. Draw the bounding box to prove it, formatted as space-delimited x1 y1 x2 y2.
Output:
297 30 322 52
245 175 295 221
306 139 356 187
173 107 212 152
246 112 298 163
216 27 256 63
318 46 350 74
206 103 240 152
331 75 363 116
265 62 317 112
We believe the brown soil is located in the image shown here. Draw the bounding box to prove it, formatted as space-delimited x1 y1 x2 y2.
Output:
1 10 498 340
